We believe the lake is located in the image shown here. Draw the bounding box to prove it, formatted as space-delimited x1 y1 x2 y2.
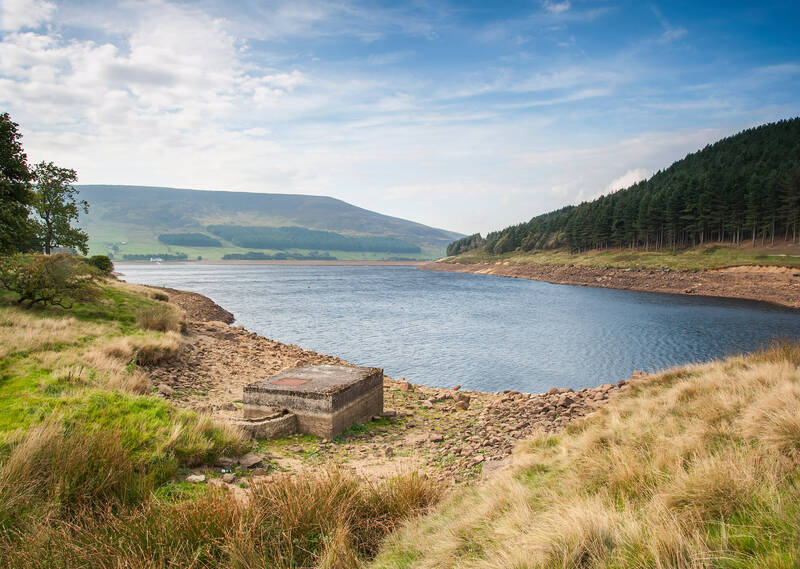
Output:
116 264 800 393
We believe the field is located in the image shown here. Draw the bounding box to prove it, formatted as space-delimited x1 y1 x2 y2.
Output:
447 243 800 271
88 232 443 262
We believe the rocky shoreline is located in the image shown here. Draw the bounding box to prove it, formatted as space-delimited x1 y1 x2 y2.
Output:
146 286 635 487
423 261 800 309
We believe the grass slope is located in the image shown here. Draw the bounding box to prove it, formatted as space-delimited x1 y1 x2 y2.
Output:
373 343 800 569
77 185 463 261
0 277 438 568
445 243 800 270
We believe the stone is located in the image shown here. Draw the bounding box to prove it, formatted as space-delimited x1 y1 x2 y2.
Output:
398 380 412 392
559 395 575 408
243 365 383 439
215 456 236 468
157 383 175 397
221 402 237 411
222 473 236 484
384 447 394 458
429 433 444 442
381 409 397 418
238 452 265 468
548 387 559 395
455 400 469 411
186 474 205 483
422 399 434 409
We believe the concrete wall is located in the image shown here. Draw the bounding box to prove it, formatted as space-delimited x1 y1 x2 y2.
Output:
295 389 384 439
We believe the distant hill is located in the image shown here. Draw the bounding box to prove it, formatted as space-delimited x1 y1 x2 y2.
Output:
76 185 463 261
449 118 800 256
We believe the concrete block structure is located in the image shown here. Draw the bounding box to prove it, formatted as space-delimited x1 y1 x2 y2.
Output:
243 365 383 439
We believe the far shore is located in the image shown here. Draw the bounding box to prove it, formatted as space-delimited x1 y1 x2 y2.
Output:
117 259 430 266
422 260 800 309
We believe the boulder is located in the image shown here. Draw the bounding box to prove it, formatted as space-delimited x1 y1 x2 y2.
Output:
157 383 175 397
238 452 265 469
186 474 205 483
215 456 237 468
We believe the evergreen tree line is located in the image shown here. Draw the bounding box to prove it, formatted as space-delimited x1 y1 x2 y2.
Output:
448 118 800 256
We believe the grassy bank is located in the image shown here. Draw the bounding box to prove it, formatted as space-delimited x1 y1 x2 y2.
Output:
372 343 800 568
445 243 800 271
0 276 438 568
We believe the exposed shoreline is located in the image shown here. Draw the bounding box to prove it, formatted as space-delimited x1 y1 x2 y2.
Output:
422 261 800 310
151 285 632 484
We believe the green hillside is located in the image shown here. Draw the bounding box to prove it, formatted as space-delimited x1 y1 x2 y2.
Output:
449 118 800 256
76 185 463 261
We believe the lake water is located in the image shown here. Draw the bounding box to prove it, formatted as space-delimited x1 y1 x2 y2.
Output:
116 264 800 393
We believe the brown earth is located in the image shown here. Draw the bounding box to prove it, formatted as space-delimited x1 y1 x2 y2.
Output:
144 287 632 487
423 262 800 309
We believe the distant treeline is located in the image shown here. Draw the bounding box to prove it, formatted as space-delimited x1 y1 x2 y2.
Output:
208 225 421 254
448 118 800 256
158 233 222 247
122 253 188 261
222 251 337 261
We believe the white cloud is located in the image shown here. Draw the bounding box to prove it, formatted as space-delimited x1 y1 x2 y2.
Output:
0 0 55 31
0 0 794 235
542 1 571 15
604 168 650 193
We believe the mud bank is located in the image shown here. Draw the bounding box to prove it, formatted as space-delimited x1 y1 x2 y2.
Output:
423 261 800 309
146 287 632 485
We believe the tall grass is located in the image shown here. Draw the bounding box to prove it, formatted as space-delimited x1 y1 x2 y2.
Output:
0 466 439 568
136 303 184 333
373 342 800 568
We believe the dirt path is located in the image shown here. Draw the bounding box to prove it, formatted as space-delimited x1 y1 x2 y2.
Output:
144 287 633 485
423 262 800 309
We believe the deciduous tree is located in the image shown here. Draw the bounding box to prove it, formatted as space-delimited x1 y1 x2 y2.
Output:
31 162 89 254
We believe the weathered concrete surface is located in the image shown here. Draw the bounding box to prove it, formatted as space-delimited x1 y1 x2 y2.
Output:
232 411 298 440
244 365 383 438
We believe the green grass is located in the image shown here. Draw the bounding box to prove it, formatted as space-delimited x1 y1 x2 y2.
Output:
0 281 244 463
447 243 800 270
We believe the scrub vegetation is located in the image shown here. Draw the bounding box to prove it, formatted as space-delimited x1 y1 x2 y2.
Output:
372 342 800 569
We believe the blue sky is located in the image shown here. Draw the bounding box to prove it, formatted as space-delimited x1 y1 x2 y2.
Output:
1 0 798 234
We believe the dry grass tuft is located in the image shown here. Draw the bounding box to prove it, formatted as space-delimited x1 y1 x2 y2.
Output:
136 304 184 333
0 463 437 569
0 422 146 528
92 332 181 367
